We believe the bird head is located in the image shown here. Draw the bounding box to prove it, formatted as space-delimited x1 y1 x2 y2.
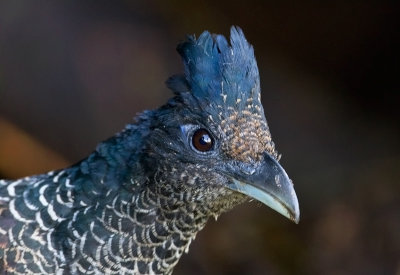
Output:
142 27 299 223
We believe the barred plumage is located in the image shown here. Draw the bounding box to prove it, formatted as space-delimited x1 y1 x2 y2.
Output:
0 27 299 274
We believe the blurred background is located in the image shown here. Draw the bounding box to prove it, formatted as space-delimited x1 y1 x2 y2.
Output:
0 1 398 274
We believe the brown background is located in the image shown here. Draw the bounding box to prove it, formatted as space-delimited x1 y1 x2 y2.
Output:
0 1 399 274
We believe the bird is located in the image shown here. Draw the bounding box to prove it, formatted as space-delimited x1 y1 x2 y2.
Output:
0 26 299 274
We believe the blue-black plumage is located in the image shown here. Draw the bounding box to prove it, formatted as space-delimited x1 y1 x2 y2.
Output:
0 26 298 274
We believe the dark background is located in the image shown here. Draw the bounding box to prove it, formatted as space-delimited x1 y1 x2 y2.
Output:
0 1 399 274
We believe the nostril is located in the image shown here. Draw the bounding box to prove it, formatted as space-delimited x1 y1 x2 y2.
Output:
240 166 255 175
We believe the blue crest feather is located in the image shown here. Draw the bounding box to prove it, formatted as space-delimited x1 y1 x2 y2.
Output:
167 26 261 111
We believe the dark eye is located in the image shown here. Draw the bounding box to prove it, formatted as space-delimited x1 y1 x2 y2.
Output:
192 128 214 152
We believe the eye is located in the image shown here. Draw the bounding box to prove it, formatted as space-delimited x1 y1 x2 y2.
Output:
192 128 214 152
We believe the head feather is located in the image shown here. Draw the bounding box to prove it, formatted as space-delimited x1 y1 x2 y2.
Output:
166 26 277 162
167 26 261 112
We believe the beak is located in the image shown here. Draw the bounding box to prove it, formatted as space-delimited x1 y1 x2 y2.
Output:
224 153 300 223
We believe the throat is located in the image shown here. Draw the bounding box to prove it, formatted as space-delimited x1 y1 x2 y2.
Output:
66 186 211 274
130 189 211 273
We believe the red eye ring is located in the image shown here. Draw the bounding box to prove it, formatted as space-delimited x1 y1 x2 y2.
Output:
192 129 214 152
